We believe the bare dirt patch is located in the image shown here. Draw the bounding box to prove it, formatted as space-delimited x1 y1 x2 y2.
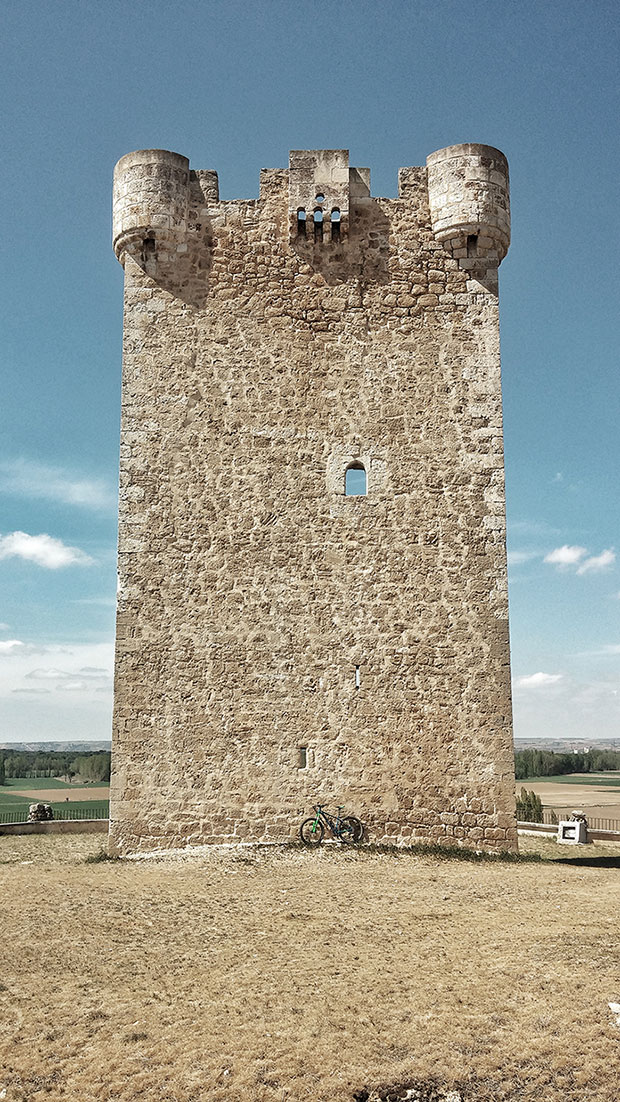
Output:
14 785 109 803
1 837 619 1101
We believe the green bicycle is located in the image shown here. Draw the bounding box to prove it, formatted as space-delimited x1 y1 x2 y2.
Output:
300 804 364 846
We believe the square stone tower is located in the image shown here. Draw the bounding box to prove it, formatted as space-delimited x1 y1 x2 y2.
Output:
110 143 517 854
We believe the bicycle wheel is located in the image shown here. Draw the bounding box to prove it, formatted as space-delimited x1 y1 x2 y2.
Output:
343 816 364 843
337 818 357 844
300 817 325 846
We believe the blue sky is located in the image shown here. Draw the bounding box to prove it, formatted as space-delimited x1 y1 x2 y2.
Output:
0 0 618 743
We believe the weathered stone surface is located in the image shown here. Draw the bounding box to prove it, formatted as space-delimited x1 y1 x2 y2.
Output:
109 144 517 855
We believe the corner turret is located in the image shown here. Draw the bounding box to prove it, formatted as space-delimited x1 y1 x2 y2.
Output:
113 149 190 265
426 143 510 263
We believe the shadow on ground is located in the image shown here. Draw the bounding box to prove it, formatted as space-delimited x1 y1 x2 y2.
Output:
554 854 620 868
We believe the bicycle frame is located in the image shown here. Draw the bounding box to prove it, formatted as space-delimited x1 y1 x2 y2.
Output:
310 804 349 839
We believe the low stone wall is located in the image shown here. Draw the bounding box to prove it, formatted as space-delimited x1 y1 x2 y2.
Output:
517 821 620 844
0 819 109 837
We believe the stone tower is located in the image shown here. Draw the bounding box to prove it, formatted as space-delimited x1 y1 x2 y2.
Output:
110 143 517 854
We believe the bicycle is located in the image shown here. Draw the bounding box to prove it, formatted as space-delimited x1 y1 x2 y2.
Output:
299 804 364 846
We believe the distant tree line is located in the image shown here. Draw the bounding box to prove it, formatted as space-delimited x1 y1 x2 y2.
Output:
0 750 111 784
515 747 620 780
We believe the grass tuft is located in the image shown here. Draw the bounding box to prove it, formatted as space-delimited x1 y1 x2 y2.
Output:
84 848 121 864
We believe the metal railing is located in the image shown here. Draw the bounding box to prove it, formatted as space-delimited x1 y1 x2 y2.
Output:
537 808 620 831
0 805 109 825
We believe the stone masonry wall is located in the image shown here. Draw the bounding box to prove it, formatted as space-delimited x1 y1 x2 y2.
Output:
109 145 517 854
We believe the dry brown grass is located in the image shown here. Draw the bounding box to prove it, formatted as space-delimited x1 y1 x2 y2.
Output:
14 786 109 803
1 835 619 1101
518 780 620 820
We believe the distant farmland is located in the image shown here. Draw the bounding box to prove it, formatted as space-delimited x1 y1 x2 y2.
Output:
0 777 109 819
517 772 620 822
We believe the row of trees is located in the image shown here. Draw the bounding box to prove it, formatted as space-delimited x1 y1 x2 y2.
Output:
515 788 543 823
514 747 620 780
0 750 111 784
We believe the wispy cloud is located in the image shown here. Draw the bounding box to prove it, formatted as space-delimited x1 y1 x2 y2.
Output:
12 687 52 695
544 545 587 567
26 666 109 683
0 459 116 512
515 672 564 689
0 640 24 655
0 641 114 739
509 520 561 538
72 596 117 608
507 550 539 566
576 549 615 575
0 532 94 569
576 643 620 657
1 642 114 709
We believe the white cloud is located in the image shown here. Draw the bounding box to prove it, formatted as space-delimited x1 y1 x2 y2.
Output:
0 640 24 655
576 549 615 575
0 622 9 630
0 458 116 512
544 545 587 567
515 672 564 689
0 532 93 569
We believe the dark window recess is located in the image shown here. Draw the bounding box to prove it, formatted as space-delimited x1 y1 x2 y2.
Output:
298 747 308 769
345 463 367 496
297 209 307 237
467 234 478 257
313 208 323 242
331 207 341 242
143 235 156 257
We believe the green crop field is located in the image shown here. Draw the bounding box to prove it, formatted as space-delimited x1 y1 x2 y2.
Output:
0 777 109 820
3 777 80 791
525 772 620 788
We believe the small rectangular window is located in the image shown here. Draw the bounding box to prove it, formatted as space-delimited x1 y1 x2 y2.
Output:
355 666 361 690
298 747 308 769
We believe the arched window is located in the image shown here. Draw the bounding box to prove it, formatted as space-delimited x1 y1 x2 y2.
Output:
331 207 341 242
345 463 367 496
313 208 323 242
297 208 306 237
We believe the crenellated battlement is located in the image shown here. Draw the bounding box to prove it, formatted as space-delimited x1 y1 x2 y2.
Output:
113 143 510 268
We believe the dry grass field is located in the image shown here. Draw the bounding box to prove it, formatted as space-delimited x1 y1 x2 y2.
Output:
519 778 620 821
10 786 110 804
1 835 620 1102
